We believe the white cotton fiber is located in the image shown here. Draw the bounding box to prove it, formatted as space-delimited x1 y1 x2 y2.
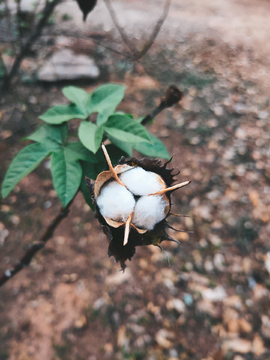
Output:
97 181 135 222
132 195 168 230
119 167 165 196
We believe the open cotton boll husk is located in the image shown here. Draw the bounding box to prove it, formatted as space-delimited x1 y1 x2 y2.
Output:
86 145 191 270
119 167 166 196
97 181 135 222
132 195 170 230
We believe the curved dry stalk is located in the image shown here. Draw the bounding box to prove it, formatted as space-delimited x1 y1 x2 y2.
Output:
123 212 133 246
101 144 126 187
150 180 191 196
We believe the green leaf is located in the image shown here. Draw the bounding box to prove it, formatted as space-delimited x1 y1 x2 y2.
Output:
26 123 68 148
135 116 144 123
80 161 97 210
106 144 130 165
115 111 134 119
65 142 98 163
104 115 151 144
106 134 133 156
62 86 89 115
85 84 126 125
50 148 82 207
2 143 51 198
78 122 104 154
134 132 170 159
39 104 87 124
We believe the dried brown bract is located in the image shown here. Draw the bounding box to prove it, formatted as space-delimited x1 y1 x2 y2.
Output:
86 145 190 270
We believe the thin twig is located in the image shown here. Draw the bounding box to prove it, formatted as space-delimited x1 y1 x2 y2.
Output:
0 32 133 60
3 0 16 53
47 32 134 60
1 0 61 94
135 0 171 60
16 0 23 48
0 196 76 287
103 0 138 57
0 54 8 78
103 0 171 61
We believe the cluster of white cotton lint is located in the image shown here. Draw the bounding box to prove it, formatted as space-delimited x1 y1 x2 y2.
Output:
132 194 169 230
119 167 166 195
97 167 169 231
96 181 135 222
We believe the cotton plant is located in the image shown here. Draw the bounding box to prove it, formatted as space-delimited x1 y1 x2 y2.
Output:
1 83 190 281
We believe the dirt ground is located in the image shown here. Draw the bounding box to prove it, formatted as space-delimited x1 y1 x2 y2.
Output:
1 0 270 359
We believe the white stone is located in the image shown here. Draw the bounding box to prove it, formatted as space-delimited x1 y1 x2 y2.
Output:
166 299 186 313
37 48 100 81
202 286 227 302
214 253 225 271
105 268 132 286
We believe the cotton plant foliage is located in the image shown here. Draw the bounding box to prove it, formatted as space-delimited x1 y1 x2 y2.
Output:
87 145 191 270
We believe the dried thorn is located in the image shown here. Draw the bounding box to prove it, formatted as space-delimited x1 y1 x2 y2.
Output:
167 224 193 234
169 213 190 218
167 238 181 245
155 244 171 266
163 155 174 167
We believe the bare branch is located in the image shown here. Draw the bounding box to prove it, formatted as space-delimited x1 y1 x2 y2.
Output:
1 0 62 94
0 54 8 78
15 0 23 48
136 0 171 60
103 0 171 61
0 196 75 288
103 0 138 57
3 0 17 53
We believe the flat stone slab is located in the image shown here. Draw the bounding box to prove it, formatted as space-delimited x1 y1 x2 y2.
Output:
37 48 100 81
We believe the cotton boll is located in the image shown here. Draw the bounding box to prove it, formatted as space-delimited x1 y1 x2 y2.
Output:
97 181 135 222
132 195 169 230
120 167 166 196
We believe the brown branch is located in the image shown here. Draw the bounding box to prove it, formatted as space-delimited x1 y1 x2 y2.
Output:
1 0 62 94
103 0 138 57
103 0 171 61
15 0 23 48
141 85 183 125
0 54 8 78
135 0 171 60
0 196 75 287
3 0 17 53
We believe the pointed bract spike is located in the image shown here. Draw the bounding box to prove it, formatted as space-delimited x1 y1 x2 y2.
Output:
167 223 193 233
169 213 190 218
101 144 126 187
150 180 191 196
166 238 181 245
163 233 179 243
155 245 171 266
123 213 133 246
